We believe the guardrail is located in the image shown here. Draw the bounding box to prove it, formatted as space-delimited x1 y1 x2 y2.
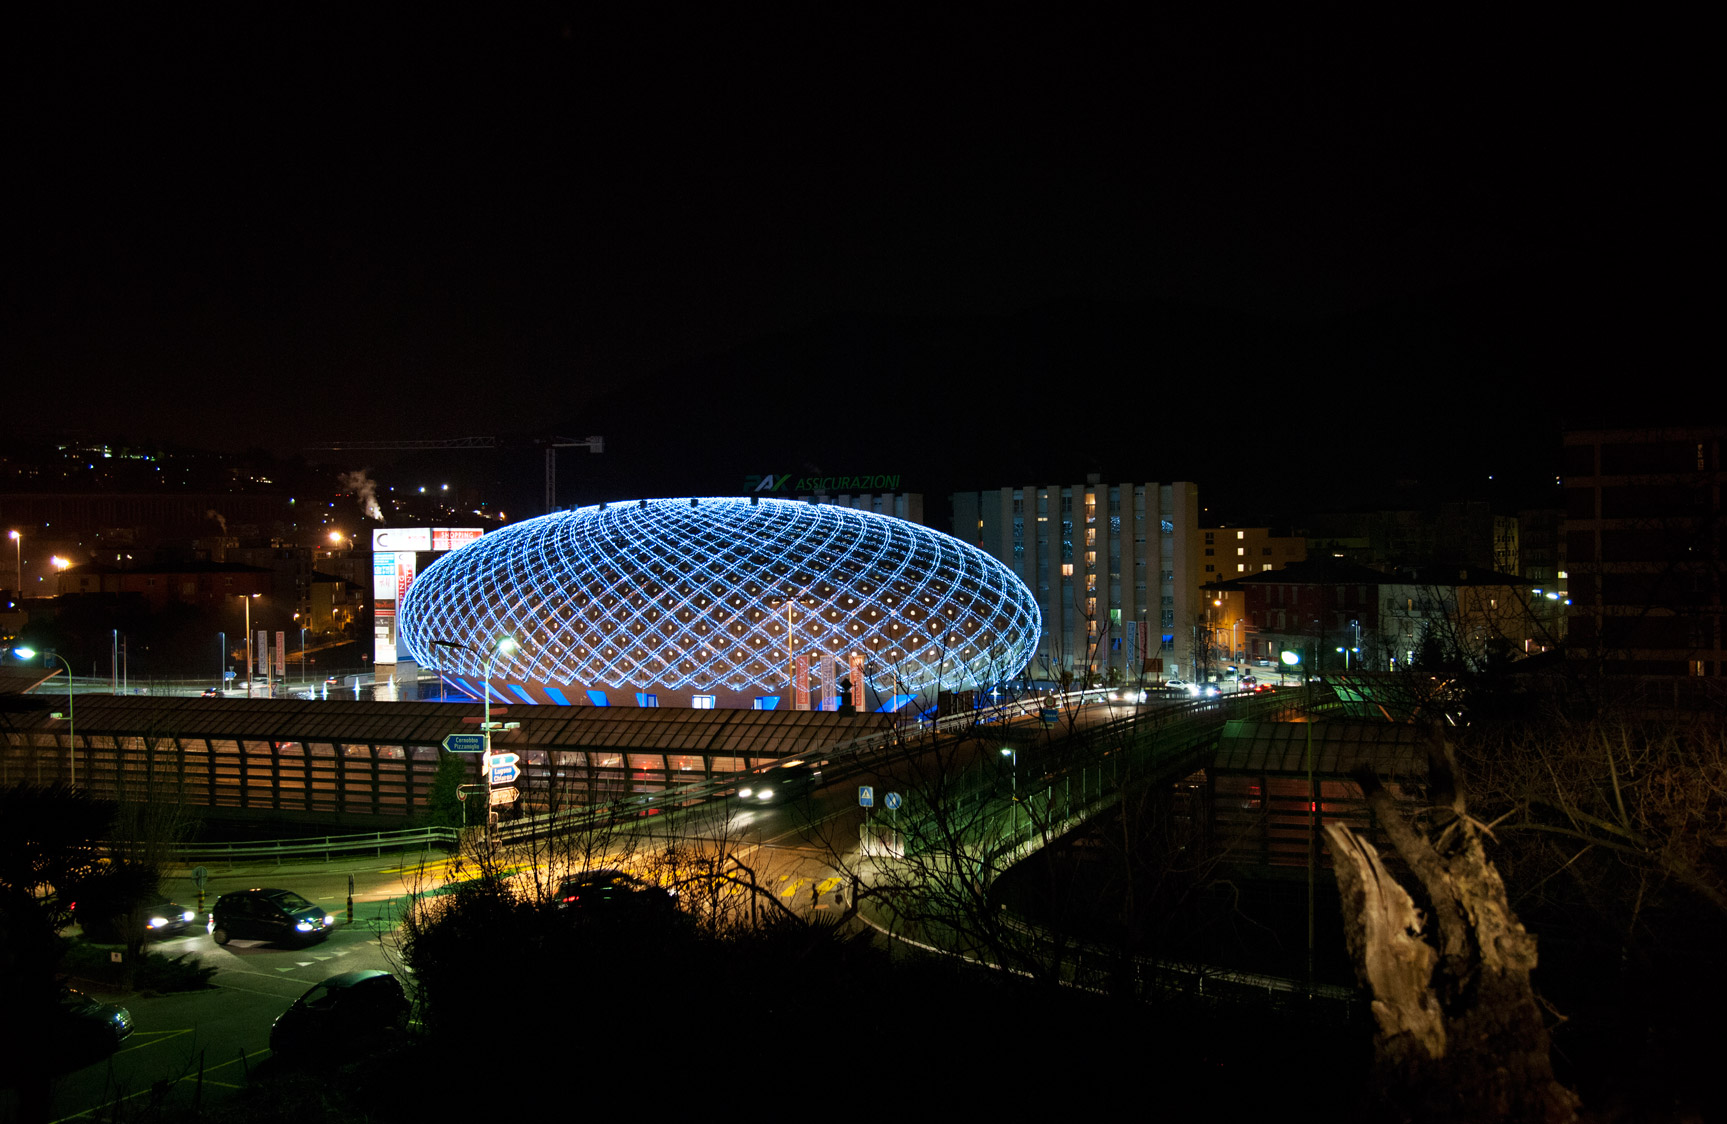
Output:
152 827 457 868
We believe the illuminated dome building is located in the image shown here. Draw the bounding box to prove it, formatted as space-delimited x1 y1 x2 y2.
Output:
398 497 1041 710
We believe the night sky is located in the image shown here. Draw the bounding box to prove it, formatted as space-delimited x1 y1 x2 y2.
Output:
3 11 1700 524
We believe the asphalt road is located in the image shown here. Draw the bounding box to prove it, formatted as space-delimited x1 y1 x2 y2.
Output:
43 856 434 1123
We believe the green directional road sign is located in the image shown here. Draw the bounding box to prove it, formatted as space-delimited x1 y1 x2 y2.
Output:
442 733 488 753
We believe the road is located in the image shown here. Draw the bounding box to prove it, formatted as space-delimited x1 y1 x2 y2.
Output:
43 857 437 1122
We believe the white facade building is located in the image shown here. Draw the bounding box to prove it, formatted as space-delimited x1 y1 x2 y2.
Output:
952 478 1201 685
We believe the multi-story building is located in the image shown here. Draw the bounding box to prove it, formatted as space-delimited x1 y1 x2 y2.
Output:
952 478 1201 685
1563 426 1725 677
1379 564 1544 670
1200 526 1307 673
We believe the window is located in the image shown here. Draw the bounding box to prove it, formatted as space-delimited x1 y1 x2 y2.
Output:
1236 547 1244 556
1204 532 1215 544
1237 530 1245 539
1061 563 1074 577
1204 563 1215 572
691 694 717 709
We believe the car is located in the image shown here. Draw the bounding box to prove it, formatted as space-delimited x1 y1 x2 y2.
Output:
735 760 823 806
269 970 410 1058
74 891 198 942
553 869 676 920
1107 687 1148 704
209 888 334 946
53 986 133 1062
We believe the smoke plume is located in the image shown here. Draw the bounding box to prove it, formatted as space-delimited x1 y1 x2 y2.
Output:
339 470 385 523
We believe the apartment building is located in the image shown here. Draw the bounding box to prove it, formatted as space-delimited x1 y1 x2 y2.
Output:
952 478 1201 684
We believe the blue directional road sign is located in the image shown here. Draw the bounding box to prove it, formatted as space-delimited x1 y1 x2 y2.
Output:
442 733 488 753
858 785 874 807
490 763 520 785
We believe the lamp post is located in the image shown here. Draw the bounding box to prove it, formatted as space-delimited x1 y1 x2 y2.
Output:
431 634 518 753
218 631 226 691
1282 646 1315 989
8 530 19 593
299 626 309 685
15 647 73 788
1000 746 1019 838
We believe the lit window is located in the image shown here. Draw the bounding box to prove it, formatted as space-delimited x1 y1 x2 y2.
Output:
691 694 717 709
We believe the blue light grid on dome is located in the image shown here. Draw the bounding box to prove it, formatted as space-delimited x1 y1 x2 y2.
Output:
398 497 1041 706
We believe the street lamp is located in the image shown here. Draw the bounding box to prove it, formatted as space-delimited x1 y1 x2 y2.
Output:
431 636 518 748
1000 746 1019 837
7 530 19 593
1281 645 1316 990
14 646 73 788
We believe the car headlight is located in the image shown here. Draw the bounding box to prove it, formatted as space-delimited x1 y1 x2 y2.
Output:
181 910 196 922
148 916 170 929
296 919 315 931
738 787 754 799
324 914 335 925
757 788 773 801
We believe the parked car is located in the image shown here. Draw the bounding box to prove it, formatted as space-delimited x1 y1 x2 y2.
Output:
270 970 410 1058
735 760 823 806
53 986 133 1062
74 891 198 942
209 888 334 946
553 869 676 920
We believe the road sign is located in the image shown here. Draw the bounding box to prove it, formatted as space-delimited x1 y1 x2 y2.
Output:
488 786 519 805
487 752 519 768
442 733 488 753
858 785 874 807
490 763 520 785
884 792 902 811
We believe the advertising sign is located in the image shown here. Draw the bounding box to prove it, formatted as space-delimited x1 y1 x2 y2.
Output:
256 631 267 678
373 528 432 552
432 527 484 551
793 652 809 711
394 551 418 606
275 631 286 676
372 527 483 552
373 552 399 665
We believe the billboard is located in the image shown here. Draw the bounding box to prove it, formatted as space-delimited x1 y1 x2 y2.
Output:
371 529 479 664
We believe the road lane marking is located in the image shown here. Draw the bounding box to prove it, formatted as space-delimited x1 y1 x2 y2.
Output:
52 1046 271 1124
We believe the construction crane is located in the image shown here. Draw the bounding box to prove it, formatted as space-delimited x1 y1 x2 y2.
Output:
309 435 603 514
